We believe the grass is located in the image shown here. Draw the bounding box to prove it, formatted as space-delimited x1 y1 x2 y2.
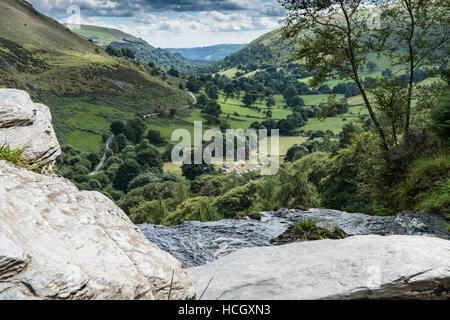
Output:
293 219 348 241
0 142 47 172
302 104 369 133
0 143 27 166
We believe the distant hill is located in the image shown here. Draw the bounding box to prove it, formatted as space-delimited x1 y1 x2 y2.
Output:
165 44 246 62
221 29 296 70
0 0 192 151
69 24 204 72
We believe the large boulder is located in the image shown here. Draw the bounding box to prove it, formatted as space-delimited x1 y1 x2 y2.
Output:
139 208 450 267
188 235 450 300
0 89 61 168
0 160 195 300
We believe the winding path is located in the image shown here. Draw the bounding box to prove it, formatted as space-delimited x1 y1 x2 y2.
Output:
89 92 197 175
89 134 114 176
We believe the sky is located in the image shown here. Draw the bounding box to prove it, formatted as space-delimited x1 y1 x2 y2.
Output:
28 0 286 48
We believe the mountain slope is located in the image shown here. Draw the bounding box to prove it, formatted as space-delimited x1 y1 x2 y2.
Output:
221 29 296 70
0 0 192 151
69 24 204 72
165 44 246 62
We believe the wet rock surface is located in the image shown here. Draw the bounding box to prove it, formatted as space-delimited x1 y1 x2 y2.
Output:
140 208 450 268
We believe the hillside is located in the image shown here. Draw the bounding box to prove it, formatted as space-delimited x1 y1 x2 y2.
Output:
0 0 192 151
221 29 296 71
165 44 246 62
69 24 204 72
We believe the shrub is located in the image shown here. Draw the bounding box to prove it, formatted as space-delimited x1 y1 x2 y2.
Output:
128 172 163 190
118 195 146 215
113 159 141 192
277 162 320 209
128 181 179 202
395 156 450 216
129 196 169 225
215 182 258 218
164 197 219 226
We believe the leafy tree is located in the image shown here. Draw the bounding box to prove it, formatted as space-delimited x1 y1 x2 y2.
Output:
113 159 141 192
126 117 145 144
202 101 222 119
224 83 235 102
110 121 127 136
136 149 163 172
371 77 408 145
114 134 128 152
242 91 257 107
266 96 276 109
283 84 298 102
181 153 215 181
366 61 377 72
205 82 219 100
379 0 449 136
431 93 450 142
186 78 201 93
280 0 390 150
277 162 320 209
197 94 209 108
169 108 177 118
146 130 165 146
168 68 180 77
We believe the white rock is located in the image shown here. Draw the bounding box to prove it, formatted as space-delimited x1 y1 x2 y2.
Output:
0 160 195 300
0 89 61 166
188 235 450 300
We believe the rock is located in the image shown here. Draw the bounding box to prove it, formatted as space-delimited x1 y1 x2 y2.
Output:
188 235 450 300
139 208 450 267
0 160 195 300
0 89 61 167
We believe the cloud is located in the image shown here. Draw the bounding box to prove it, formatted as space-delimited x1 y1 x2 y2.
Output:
28 0 285 47
29 0 285 18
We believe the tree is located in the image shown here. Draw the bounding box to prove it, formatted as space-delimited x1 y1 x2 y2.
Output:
126 117 145 144
197 94 209 108
136 148 163 172
114 133 128 152
205 82 219 100
371 77 408 145
381 69 393 77
378 0 449 136
224 83 234 102
113 159 141 192
168 68 180 77
181 155 215 181
366 61 377 72
186 78 201 93
266 96 276 109
280 0 390 150
202 101 222 118
242 91 257 108
169 108 177 118
147 130 165 146
110 121 127 136
283 84 298 102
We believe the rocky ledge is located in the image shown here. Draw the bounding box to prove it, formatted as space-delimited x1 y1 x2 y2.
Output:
0 89 61 169
188 235 450 300
0 160 195 300
139 208 450 268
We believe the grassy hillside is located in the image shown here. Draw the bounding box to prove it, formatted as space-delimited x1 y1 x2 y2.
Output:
0 0 192 151
166 44 246 62
69 24 204 73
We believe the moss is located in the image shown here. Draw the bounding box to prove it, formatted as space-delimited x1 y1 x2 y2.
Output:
271 218 348 244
